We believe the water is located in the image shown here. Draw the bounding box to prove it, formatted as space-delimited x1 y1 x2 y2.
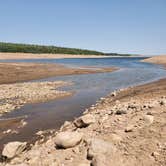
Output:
0 57 166 144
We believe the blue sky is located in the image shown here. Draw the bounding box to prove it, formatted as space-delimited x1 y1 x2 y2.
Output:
0 0 166 55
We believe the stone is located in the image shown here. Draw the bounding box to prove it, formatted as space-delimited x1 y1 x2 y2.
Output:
143 115 154 125
159 99 166 106
125 125 134 132
91 154 109 166
111 92 116 97
151 151 160 157
74 114 95 128
55 131 83 149
87 138 115 159
115 109 127 115
2 141 27 159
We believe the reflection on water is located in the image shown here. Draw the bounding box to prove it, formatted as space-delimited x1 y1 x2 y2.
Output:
0 57 166 144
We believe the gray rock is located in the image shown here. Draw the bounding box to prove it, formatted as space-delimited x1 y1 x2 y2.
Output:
74 114 95 128
2 141 27 159
55 131 83 149
87 138 115 159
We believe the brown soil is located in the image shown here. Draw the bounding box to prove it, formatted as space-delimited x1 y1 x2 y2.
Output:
0 63 117 84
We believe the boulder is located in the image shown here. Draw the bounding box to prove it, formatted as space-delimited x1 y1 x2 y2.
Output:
74 114 95 128
87 138 115 159
2 141 27 159
55 131 83 149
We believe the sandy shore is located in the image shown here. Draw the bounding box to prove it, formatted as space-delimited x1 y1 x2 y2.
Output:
0 52 143 60
142 55 166 67
0 57 166 165
0 52 110 59
0 63 117 84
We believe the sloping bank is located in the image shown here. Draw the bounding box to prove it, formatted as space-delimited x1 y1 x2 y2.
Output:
0 57 166 166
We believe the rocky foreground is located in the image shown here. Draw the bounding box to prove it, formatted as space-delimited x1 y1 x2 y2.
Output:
0 81 71 116
0 77 166 166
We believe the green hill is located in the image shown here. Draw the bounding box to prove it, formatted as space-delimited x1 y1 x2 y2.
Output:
0 42 104 55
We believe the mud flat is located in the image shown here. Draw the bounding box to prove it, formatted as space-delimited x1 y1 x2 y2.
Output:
0 62 117 84
0 73 166 164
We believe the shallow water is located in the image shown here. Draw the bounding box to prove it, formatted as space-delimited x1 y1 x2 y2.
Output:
0 57 166 144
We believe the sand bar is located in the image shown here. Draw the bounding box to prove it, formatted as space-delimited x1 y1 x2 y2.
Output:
0 62 117 84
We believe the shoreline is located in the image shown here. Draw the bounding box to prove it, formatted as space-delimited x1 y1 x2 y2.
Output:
0 52 143 59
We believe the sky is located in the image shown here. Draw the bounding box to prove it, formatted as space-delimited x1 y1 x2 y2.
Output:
0 0 166 55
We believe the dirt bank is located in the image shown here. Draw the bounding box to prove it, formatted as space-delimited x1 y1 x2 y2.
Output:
0 63 117 84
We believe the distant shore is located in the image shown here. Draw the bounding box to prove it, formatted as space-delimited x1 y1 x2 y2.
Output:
142 55 166 67
0 52 142 59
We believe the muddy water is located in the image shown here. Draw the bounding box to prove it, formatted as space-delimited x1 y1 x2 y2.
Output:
0 57 166 146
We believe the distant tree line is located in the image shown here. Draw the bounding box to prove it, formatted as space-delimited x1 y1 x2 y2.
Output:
0 42 105 55
0 42 133 56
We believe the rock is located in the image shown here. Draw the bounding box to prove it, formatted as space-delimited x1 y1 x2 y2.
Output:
159 99 166 106
111 92 116 97
115 109 127 115
74 114 95 128
60 121 72 131
125 125 134 132
151 151 160 157
55 131 83 149
143 115 154 125
2 141 27 159
3 129 12 134
91 154 108 166
87 138 115 159
36 130 44 136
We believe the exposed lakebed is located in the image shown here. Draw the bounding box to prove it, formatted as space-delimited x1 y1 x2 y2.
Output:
0 57 166 146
